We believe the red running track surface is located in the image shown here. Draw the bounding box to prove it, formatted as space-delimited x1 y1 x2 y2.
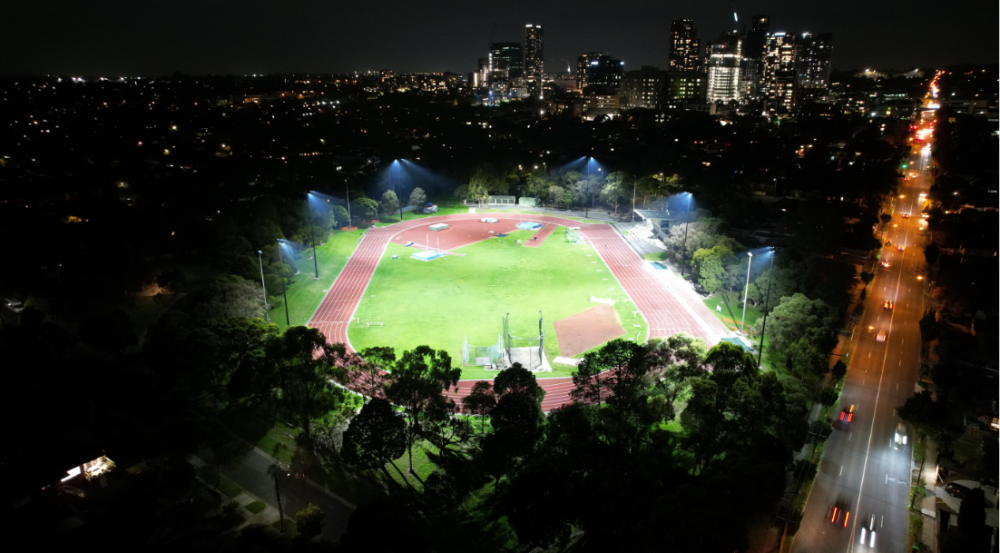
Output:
308 213 728 411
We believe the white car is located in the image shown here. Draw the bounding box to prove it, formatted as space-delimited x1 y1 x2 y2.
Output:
4 298 24 313
894 423 908 449
860 513 877 547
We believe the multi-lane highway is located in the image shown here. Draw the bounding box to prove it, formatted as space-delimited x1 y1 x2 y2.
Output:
791 124 935 552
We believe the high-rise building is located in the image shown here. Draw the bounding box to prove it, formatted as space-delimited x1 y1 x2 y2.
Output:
669 19 702 73
524 24 544 80
796 32 833 89
741 15 770 99
763 32 799 112
489 42 524 82
577 52 624 90
706 31 742 103
666 71 706 103
621 66 667 110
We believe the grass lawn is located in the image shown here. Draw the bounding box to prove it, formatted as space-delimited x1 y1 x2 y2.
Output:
349 227 647 379
272 518 297 537
273 229 366 330
217 476 243 498
245 500 267 514
642 252 667 261
385 439 440 490
704 290 763 332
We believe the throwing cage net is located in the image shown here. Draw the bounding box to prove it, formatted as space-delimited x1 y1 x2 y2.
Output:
565 229 584 245
503 312 550 372
462 333 505 367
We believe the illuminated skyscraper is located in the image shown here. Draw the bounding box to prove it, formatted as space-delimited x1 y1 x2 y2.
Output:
577 52 624 90
524 24 544 80
489 42 524 82
763 32 799 112
669 19 702 73
706 31 742 103
740 15 770 99
796 32 833 89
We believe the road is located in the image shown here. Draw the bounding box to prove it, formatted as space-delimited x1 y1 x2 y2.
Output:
791 132 935 552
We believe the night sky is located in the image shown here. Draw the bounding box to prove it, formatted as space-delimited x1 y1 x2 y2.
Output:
2 0 996 76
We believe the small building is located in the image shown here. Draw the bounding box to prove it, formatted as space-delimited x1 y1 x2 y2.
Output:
633 209 672 239
488 195 516 205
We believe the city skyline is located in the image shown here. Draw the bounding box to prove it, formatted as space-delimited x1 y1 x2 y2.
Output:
2 0 996 76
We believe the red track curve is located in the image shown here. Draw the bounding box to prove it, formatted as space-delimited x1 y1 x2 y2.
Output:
309 213 728 411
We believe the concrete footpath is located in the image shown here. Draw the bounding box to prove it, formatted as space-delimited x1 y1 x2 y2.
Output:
192 445 356 542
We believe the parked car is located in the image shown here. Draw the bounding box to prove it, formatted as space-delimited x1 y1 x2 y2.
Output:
4 298 24 313
945 482 972 499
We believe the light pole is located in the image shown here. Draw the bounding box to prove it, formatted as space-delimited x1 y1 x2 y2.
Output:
345 180 352 227
258 250 270 322
306 193 319 280
586 157 591 218
680 193 692 278
756 248 776 367
631 176 636 223
276 240 290 326
740 252 753 333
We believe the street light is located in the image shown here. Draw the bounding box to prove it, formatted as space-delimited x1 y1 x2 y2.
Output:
680 193 693 278
276 239 291 326
306 193 319 280
756 248 776 367
257 250 270 322
631 176 636 223
740 252 754 333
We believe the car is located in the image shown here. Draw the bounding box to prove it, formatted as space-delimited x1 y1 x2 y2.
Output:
4 298 24 313
882 300 894 310
885 238 892 246
945 482 972 499
897 245 905 252
894 423 908 449
840 404 856 423
876 331 887 342
921 212 929 218
860 513 877 547
880 260 891 268
902 212 910 218
830 498 851 528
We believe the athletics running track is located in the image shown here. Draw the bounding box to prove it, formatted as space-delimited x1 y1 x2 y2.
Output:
308 213 729 412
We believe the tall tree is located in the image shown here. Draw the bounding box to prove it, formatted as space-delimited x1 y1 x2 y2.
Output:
493 363 545 403
380 190 400 218
408 187 427 210
266 327 351 441
356 346 395 401
384 346 461 472
462 381 496 438
341 398 407 474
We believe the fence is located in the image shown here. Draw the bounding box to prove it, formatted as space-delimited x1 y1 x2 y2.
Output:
503 312 548 371
462 333 505 367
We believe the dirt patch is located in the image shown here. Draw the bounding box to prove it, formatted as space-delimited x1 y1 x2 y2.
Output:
553 304 626 357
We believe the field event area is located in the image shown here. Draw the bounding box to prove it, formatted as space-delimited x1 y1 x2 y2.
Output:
348 219 647 379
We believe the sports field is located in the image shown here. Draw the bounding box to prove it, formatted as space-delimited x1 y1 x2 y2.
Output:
348 227 648 379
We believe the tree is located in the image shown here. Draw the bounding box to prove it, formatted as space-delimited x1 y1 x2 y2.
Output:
78 309 138 355
266 327 351 441
212 317 280 404
384 346 461 472
816 387 838 406
692 245 734 293
831 360 848 380
352 197 379 222
547 185 565 206
757 293 837 361
493 363 545 403
897 390 947 442
600 172 631 214
924 241 941 265
481 392 545 496
571 339 649 406
380 189 400 218
341 398 407 473
356 346 395 400
333 205 350 227
192 275 266 322
919 309 940 343
408 187 427 209
295 503 326 541
462 381 496 438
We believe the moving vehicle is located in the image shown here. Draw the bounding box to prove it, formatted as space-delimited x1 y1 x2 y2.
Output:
830 497 851 528
897 245 906 252
860 513 877 547
894 423 908 449
902 212 910 218
880 260 891 268
4 298 24 313
876 331 887 342
945 482 971 499
840 404 855 423
882 300 894 310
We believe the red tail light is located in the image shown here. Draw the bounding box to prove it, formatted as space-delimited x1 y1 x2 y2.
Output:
844 512 850 527
831 508 838 523
840 412 845 421
847 414 853 422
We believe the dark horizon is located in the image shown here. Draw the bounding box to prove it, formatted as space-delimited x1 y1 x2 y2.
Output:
2 0 996 76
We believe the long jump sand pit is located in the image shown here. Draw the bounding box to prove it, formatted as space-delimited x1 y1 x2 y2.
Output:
390 218 524 251
553 304 626 357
